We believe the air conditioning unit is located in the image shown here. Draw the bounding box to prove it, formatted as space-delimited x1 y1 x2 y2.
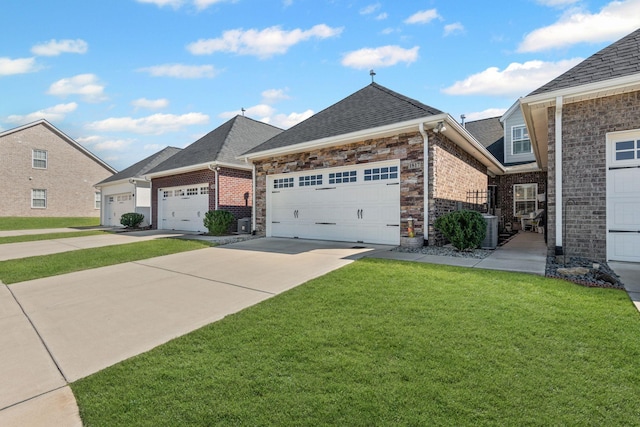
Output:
237 217 251 234
481 214 498 249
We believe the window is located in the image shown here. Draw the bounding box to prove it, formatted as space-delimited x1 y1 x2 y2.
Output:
163 190 172 198
274 177 294 189
299 174 323 186
95 192 101 209
186 187 198 196
514 183 537 217
32 189 47 208
364 166 398 181
329 171 357 184
615 139 640 161
174 189 185 197
200 187 209 195
32 149 48 169
511 125 531 155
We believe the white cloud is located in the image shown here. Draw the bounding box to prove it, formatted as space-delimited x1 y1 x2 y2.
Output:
444 22 465 37
464 108 508 122
5 102 78 124
404 9 441 25
144 143 166 151
360 3 381 15
76 135 102 145
48 74 106 102
219 103 312 129
269 110 314 129
132 98 170 110
187 24 343 59
86 112 209 134
31 39 88 56
137 64 219 78
0 57 38 76
376 13 388 20
442 58 583 97
341 45 419 69
194 0 234 10
518 0 640 52
94 139 133 151
262 88 290 104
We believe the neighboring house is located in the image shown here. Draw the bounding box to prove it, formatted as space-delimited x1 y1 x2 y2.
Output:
521 28 640 263
0 119 115 217
239 83 505 246
95 146 182 227
465 106 547 233
145 115 283 233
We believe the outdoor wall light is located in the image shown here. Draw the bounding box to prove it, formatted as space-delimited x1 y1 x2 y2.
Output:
433 121 447 133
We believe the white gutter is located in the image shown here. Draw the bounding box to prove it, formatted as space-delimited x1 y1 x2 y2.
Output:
419 122 429 242
145 160 252 180
555 96 564 251
208 164 220 210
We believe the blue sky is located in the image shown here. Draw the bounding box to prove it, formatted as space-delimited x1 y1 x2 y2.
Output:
3 0 640 170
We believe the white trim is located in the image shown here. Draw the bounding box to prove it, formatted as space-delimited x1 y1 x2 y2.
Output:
144 160 252 180
32 149 48 169
31 188 47 209
419 122 429 241
513 183 538 217
510 125 532 156
555 96 564 249
499 99 522 123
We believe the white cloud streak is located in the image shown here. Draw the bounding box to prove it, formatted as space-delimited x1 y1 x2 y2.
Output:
464 108 509 121
86 112 209 134
187 24 343 59
5 102 78 124
132 98 170 110
444 22 465 37
442 58 583 97
518 0 640 52
341 45 419 69
31 39 88 56
48 74 107 102
0 57 38 76
137 64 219 78
404 9 441 25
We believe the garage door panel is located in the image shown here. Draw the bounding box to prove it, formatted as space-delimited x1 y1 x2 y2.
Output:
609 234 640 263
159 185 208 232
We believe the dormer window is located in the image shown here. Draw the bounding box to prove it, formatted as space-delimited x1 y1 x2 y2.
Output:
511 126 532 155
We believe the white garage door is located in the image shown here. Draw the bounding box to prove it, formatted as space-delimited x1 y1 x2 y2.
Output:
267 161 401 245
158 184 209 232
607 134 640 262
105 193 135 227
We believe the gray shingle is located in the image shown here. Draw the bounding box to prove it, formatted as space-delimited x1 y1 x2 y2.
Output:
464 117 504 164
528 28 640 96
244 83 443 154
148 115 282 174
97 146 182 185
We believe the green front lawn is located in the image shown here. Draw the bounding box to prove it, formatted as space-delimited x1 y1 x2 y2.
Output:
0 230 109 245
0 238 215 284
0 217 101 230
72 259 640 426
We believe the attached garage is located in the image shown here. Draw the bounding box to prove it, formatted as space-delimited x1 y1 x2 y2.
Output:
267 161 401 245
104 193 135 227
607 132 640 262
157 184 209 232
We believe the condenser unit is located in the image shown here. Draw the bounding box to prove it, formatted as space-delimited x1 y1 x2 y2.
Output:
481 214 498 249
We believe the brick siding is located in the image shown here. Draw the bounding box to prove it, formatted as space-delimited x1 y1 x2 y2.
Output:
547 90 640 261
0 123 113 217
151 167 252 229
253 131 489 245
489 171 547 231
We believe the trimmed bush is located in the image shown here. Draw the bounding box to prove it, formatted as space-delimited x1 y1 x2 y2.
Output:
203 210 234 236
434 210 486 251
120 212 145 228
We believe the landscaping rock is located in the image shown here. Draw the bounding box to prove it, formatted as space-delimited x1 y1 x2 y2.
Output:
557 267 591 276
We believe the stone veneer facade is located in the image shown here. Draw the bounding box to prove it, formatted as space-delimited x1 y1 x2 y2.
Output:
151 167 252 229
546 90 640 261
252 130 488 245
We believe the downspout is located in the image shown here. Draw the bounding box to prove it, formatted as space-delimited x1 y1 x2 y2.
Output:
555 96 563 253
208 164 220 210
251 162 257 233
419 122 429 244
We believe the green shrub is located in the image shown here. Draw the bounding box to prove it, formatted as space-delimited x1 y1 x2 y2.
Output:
434 210 486 251
203 210 234 235
120 212 145 228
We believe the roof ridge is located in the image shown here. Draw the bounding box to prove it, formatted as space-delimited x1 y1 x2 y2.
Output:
370 82 434 114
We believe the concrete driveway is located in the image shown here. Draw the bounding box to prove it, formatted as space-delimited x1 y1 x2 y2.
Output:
0 237 387 426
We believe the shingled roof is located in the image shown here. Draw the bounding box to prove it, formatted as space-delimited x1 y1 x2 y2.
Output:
528 28 640 96
244 83 443 154
148 115 282 174
97 146 182 185
464 117 504 165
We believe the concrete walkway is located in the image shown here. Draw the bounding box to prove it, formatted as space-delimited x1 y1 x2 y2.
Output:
0 237 387 426
609 261 640 312
368 231 547 275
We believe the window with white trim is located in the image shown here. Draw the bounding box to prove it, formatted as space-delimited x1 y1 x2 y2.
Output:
32 189 47 208
32 149 48 169
273 177 294 189
364 166 398 181
614 139 640 161
174 189 185 197
200 187 209 195
299 174 322 186
511 125 531 155
95 192 101 209
513 183 537 217
329 171 357 184
163 190 172 198
186 187 198 196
